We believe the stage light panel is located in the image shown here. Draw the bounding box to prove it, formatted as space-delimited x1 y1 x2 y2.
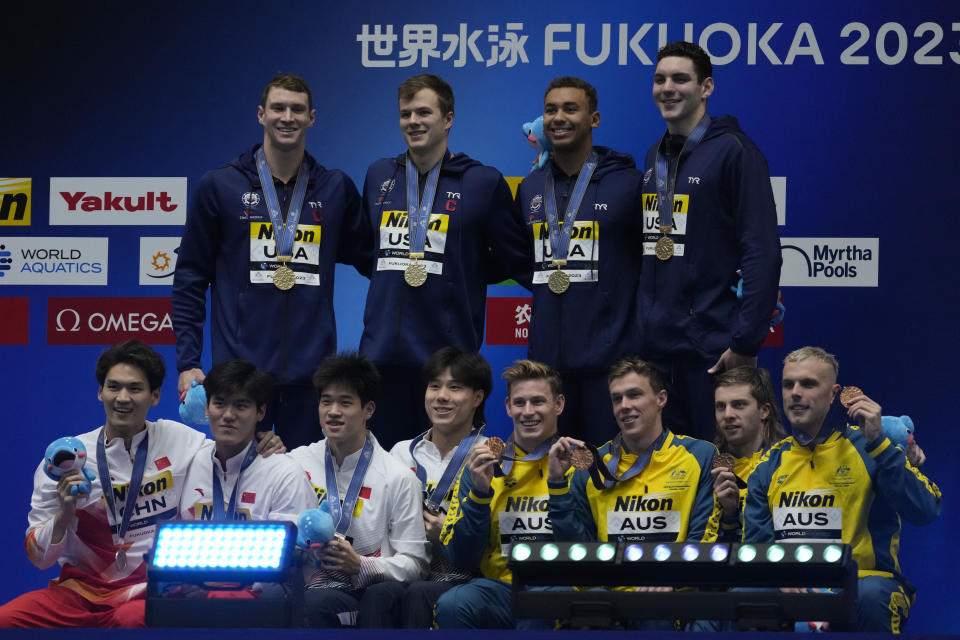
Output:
624 544 643 562
148 521 296 584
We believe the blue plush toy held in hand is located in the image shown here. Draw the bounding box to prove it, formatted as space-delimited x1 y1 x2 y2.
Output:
43 437 96 495
522 116 551 171
179 380 209 426
297 500 335 549
297 501 336 568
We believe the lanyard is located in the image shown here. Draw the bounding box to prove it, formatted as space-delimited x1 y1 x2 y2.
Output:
495 435 557 477
405 156 443 259
254 146 309 258
96 428 149 542
600 430 669 489
654 116 710 232
211 441 259 521
543 152 598 264
324 434 375 538
409 425 484 511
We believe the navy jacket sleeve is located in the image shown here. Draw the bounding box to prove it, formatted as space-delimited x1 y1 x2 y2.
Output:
439 465 491 572
172 171 220 372
485 173 533 285
742 455 776 543
866 436 942 526
726 141 782 357
686 442 720 542
547 471 596 542
332 171 370 275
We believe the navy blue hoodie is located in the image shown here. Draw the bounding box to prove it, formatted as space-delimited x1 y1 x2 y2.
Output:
517 146 644 373
172 144 366 385
639 115 781 360
358 151 530 366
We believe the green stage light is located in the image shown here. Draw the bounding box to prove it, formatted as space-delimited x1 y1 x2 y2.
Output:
512 543 532 561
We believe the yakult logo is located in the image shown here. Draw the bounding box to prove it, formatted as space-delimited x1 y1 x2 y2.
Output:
49 178 187 225
48 297 175 345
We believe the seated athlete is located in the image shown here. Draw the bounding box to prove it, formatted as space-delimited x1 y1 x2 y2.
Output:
179 359 315 523
744 346 941 632
0 340 280 628
547 357 718 628
435 359 563 629
710 366 786 539
288 352 429 627
359 347 490 627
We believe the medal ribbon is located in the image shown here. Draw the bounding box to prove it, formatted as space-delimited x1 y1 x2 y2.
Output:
599 430 669 489
211 440 259 521
405 155 443 259
494 435 557 477
409 425 484 511
96 428 149 545
254 146 309 260
543 152 598 265
324 434 375 537
654 115 710 233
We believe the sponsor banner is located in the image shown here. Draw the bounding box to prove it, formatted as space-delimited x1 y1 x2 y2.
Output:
47 297 175 345
0 237 107 285
780 237 879 287
0 298 29 345
485 296 531 346
139 236 180 285
49 177 187 225
0 178 31 226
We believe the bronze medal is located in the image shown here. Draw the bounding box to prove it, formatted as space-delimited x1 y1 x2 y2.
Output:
654 235 675 261
273 264 296 290
712 453 736 471
404 261 428 287
548 268 570 294
569 448 594 471
485 437 506 458
839 386 864 408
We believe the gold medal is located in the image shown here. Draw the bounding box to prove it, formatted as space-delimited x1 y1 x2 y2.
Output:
273 263 296 290
655 235 675 261
548 268 570 294
404 261 428 287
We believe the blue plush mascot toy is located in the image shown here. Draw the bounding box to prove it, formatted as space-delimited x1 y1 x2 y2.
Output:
522 116 551 171
179 379 209 426
43 437 96 495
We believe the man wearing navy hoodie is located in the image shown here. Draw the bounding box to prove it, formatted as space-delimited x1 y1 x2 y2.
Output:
516 77 645 445
639 42 781 440
358 74 529 447
173 73 367 449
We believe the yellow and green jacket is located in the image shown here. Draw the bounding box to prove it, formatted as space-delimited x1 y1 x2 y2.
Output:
744 423 941 581
439 443 552 584
548 430 720 543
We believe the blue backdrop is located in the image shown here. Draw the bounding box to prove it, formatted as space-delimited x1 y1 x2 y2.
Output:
1 1 956 631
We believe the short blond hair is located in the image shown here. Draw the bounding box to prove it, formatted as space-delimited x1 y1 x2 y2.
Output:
784 346 839 378
502 359 562 397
